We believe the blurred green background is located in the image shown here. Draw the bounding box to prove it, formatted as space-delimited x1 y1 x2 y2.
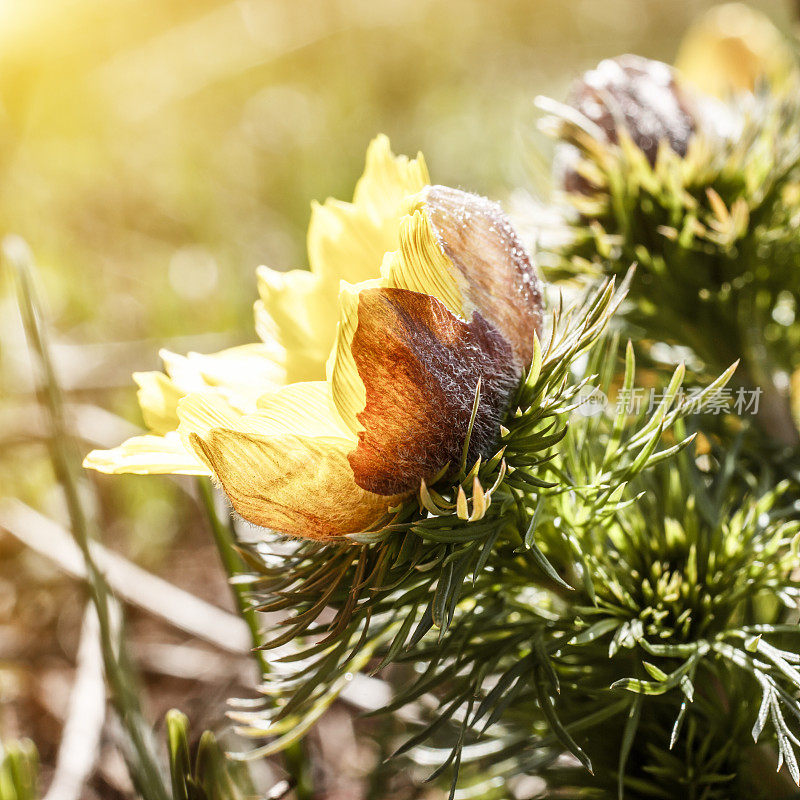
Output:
0 0 791 344
3 0 791 516
0 0 795 795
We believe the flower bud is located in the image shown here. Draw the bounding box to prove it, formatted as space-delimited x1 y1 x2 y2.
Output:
559 55 697 194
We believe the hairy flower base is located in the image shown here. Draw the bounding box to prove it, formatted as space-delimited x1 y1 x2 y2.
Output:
346 288 516 495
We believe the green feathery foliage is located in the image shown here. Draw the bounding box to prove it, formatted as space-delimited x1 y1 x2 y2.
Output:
358 347 799 800
445 426 800 799
539 79 800 449
496 53 800 799
224 276 764 798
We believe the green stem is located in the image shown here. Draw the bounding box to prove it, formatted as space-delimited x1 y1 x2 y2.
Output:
282 740 315 800
196 479 314 800
6 237 170 800
739 294 800 448
196 478 268 676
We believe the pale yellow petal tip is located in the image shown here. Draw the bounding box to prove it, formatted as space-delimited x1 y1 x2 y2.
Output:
256 263 314 294
253 298 278 344
132 370 184 435
83 449 115 473
82 446 155 476
379 204 463 320
327 281 370 434
82 433 210 476
304 134 432 311
363 134 430 189
365 133 391 162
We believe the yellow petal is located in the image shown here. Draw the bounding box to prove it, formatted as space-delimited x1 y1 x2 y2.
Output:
189 431 397 540
133 370 185 435
255 136 429 386
83 431 210 476
177 393 243 445
327 280 372 435
380 200 464 317
160 343 284 412
253 381 350 439
255 267 336 383
307 134 429 287
353 134 430 220
178 382 349 443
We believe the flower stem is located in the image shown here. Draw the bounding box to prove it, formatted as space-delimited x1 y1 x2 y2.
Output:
740 300 800 448
196 479 314 800
5 236 169 800
196 478 268 675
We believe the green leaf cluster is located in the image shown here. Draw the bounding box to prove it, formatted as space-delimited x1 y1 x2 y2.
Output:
226 77 800 798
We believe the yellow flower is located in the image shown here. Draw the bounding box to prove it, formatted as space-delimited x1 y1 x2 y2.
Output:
85 136 544 539
675 3 796 98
